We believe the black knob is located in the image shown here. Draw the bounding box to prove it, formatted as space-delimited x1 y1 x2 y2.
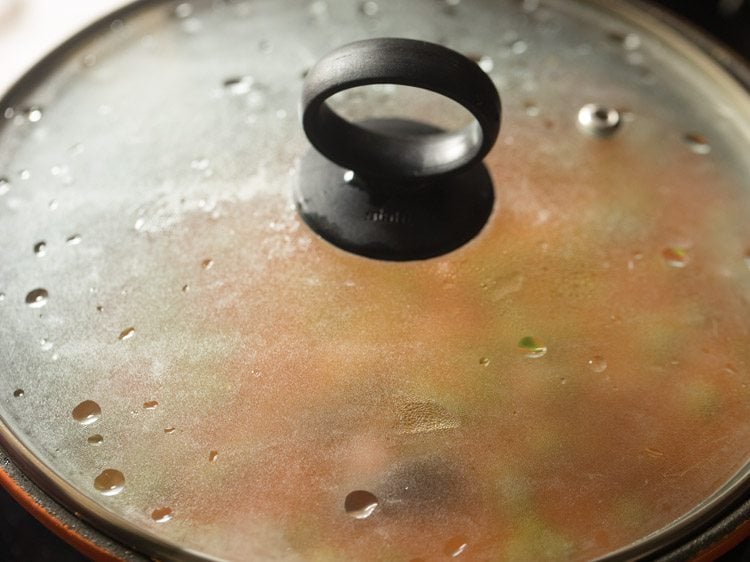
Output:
295 37 501 261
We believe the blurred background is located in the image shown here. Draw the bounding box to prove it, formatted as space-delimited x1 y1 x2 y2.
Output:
0 0 749 560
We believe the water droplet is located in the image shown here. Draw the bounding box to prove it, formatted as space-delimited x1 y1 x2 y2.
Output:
164 427 176 434
94 469 124 496
40 338 54 351
110 19 124 32
87 434 103 445
518 336 547 358
25 106 42 123
96 305 104 312
151 507 173 523
577 104 621 137
3 107 14 119
0 177 10 197
118 327 135 341
33 241 47 257
524 101 540 117
72 400 101 425
208 450 219 462
25 288 48 308
143 400 158 410
309 1 328 17
479 357 490 367
174 2 193 18
444 536 469 557
623 33 641 50
201 258 214 270
66 234 82 245
663 246 689 268
476 55 494 73
19 169 30 180
222 76 253 96
359 0 379 16
344 490 379 519
608 31 641 51
683 133 711 155
181 284 190 293
343 170 356 183
259 39 272 54
588 356 607 373
13 389 24 398
511 40 528 55
82 53 97 68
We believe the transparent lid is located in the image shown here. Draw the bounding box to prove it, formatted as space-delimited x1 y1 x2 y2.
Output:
1 0 750 560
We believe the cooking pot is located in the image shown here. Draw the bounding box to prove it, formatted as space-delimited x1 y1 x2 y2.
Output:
1 0 750 560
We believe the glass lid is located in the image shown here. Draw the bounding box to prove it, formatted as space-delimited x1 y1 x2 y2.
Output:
1 0 750 560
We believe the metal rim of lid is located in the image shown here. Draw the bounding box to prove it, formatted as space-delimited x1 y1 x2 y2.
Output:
0 0 749 560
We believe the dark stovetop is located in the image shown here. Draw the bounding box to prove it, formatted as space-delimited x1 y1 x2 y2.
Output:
1 0 749 560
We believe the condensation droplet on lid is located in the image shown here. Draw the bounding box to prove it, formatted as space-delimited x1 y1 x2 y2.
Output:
524 101 540 117
343 170 355 183
143 400 158 410
72 400 101 425
518 336 547 358
66 234 82 245
623 33 641 50
359 0 379 16
13 389 24 398
33 241 47 257
511 40 528 55
683 133 711 155
223 76 253 96
444 536 469 557
25 288 48 308
164 427 176 434
259 39 272 53
3 107 13 119
344 490 379 519
309 1 328 17
174 2 193 18
40 338 54 351
577 104 621 137
118 327 135 341
25 106 42 123
201 258 214 270
0 293 5 302
110 19 124 33
94 469 124 496
663 247 689 268
88 434 103 445
209 450 219 462
468 54 493 73
19 169 30 180
181 284 190 293
0 177 10 196
181 18 202 34
588 356 608 373
82 53 97 68
96 305 103 312
151 507 173 523
479 357 490 367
